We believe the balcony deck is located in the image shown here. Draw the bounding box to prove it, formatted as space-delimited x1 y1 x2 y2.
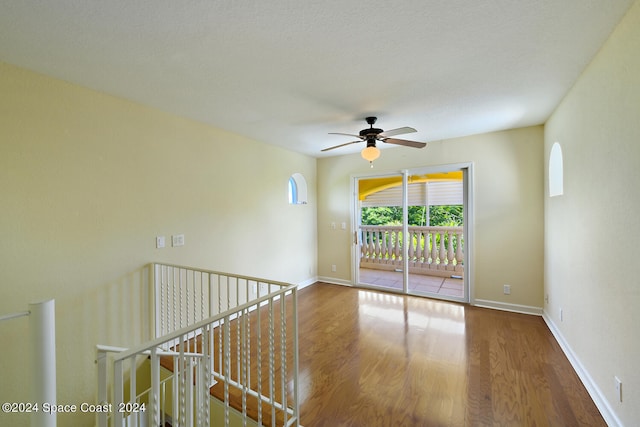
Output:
359 267 464 298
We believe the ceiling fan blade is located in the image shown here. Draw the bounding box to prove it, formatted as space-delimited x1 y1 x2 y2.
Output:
378 127 417 138
321 140 362 152
382 138 427 149
328 132 363 139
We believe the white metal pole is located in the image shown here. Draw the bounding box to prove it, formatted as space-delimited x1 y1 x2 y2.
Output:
29 299 56 427
96 349 108 427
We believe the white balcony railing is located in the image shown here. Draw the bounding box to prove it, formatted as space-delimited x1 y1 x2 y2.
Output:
360 225 464 277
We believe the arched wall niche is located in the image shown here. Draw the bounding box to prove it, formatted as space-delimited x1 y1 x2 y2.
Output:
549 142 564 197
289 173 308 204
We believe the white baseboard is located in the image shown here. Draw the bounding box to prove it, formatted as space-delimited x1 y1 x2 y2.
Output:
316 276 353 287
296 277 318 290
542 312 623 427
473 299 543 315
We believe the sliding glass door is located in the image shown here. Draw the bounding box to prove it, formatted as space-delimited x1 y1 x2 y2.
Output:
357 172 405 292
354 165 470 303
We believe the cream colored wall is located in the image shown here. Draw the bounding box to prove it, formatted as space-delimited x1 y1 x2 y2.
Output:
317 125 544 309
0 62 316 427
544 0 640 424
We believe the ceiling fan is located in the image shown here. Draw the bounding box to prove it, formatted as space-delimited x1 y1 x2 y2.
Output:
322 116 427 166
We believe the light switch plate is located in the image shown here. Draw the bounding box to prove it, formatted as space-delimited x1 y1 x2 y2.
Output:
172 234 184 247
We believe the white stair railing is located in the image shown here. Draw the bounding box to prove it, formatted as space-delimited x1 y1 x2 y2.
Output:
97 264 300 427
1 300 57 427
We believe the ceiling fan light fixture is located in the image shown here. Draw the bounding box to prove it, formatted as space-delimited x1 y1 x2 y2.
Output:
323 117 425 166
361 145 380 165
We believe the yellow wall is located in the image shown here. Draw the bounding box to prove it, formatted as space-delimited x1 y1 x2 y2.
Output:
317 125 544 309
0 62 316 426
544 0 640 424
4 2 639 422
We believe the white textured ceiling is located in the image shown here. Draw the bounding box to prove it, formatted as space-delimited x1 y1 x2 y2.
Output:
0 0 634 157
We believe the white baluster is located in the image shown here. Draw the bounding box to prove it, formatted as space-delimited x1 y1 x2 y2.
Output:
430 231 438 270
408 229 415 267
268 301 276 427
389 229 395 264
242 309 249 420
439 230 447 270
129 356 137 427
150 348 160 427
186 357 194 427
456 231 464 273
281 296 288 426
374 231 381 263
225 316 232 427
447 231 455 270
97 349 108 427
368 229 375 262
236 302 241 384
179 339 187 427
114 360 124 427
173 268 178 335
389 229 395 266
183 269 188 329
381 230 388 263
257 301 263 425
195 353 203 427
414 230 422 268
395 229 402 267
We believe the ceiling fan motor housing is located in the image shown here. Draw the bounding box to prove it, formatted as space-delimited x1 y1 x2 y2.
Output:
361 116 383 139
365 138 377 147
360 128 384 138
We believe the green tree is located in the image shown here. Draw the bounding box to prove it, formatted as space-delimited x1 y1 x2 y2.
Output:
361 206 401 225
429 205 464 226
361 205 463 226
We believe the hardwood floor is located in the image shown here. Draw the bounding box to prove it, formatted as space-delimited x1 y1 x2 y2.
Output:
295 283 605 427
163 282 605 426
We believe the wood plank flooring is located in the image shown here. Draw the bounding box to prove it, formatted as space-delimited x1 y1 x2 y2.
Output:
162 282 605 426
295 283 604 427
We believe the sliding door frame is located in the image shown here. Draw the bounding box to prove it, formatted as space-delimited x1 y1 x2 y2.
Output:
350 162 474 303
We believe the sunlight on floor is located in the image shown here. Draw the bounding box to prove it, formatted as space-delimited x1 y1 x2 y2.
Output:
357 289 466 335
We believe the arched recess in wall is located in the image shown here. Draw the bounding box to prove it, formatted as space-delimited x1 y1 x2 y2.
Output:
288 173 308 204
549 142 564 197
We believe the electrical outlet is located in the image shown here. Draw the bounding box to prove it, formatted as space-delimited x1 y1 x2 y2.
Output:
560 308 563 322
156 236 165 249
545 294 549 304
503 284 511 295
331 264 337 272
614 376 622 402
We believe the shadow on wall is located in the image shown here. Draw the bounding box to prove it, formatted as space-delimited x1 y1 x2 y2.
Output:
53 264 153 385
2 266 156 426
76 265 153 349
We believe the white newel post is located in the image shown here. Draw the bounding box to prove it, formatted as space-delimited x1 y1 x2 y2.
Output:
29 299 56 427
